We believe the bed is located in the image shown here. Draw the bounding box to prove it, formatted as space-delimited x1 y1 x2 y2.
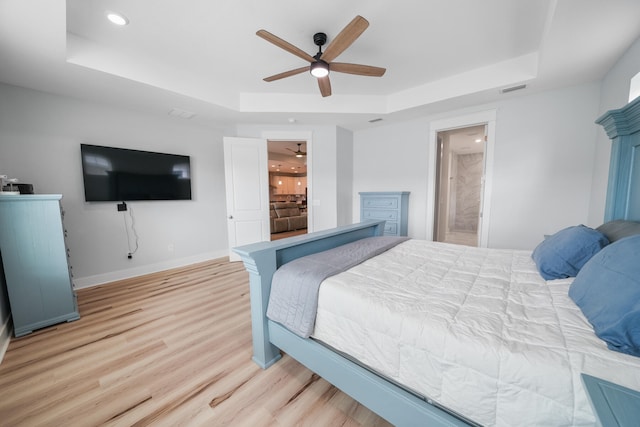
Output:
233 97 640 426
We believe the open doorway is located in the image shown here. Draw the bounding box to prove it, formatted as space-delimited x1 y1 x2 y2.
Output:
267 140 308 241
434 125 486 247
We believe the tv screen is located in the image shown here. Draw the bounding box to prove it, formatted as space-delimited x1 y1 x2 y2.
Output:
80 144 192 202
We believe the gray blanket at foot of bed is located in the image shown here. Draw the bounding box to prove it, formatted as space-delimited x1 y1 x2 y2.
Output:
266 235 409 338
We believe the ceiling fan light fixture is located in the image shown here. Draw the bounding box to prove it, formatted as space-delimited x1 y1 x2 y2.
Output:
310 61 329 78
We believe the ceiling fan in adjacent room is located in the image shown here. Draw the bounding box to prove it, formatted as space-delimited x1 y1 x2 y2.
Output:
287 143 307 157
256 15 386 97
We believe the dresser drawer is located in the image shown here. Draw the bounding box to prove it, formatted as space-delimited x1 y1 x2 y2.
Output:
359 192 410 237
383 222 398 235
363 210 398 221
362 197 399 209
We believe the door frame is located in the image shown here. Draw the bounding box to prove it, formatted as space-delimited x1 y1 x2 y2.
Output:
262 130 314 233
427 110 496 247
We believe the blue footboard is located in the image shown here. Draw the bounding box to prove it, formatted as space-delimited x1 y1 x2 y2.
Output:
233 220 470 427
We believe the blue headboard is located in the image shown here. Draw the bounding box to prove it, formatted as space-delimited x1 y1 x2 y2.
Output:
596 96 640 221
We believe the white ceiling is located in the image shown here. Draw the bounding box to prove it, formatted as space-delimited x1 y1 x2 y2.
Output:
1 0 639 131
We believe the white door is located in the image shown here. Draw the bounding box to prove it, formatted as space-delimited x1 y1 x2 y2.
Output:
223 137 270 262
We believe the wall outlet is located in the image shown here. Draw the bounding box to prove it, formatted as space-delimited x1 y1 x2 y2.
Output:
117 202 127 212
167 243 174 252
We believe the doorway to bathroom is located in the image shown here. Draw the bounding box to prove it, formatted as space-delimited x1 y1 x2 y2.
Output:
433 124 486 247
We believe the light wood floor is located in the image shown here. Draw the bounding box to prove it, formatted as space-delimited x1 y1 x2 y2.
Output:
442 231 478 247
0 259 391 426
270 229 308 241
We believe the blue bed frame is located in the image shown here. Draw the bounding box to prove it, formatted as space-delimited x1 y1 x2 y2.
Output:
234 221 469 426
596 95 640 221
234 97 640 426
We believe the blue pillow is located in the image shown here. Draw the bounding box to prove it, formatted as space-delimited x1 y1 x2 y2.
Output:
569 235 640 357
532 225 609 280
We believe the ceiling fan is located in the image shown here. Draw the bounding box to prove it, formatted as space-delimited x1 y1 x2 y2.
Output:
256 15 386 97
287 143 307 157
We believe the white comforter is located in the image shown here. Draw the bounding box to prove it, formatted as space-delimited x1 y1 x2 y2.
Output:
312 239 640 426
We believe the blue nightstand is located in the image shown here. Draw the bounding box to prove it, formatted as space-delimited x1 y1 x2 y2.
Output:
582 373 640 427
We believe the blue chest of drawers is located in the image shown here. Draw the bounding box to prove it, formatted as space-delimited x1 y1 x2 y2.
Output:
0 195 80 336
359 192 410 236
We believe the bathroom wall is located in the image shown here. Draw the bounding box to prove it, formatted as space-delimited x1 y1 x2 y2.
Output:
452 152 483 232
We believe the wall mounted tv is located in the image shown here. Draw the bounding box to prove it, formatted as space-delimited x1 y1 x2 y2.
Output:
80 144 192 202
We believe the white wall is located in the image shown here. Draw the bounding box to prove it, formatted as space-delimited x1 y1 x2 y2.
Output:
353 120 430 238
336 126 354 226
354 82 602 249
489 83 600 248
0 83 229 287
588 36 640 224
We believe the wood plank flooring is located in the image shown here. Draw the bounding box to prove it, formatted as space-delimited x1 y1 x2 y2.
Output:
270 229 308 241
0 259 391 426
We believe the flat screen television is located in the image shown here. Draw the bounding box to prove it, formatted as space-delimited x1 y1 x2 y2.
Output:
80 144 192 202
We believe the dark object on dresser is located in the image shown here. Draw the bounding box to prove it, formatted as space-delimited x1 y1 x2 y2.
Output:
1 183 34 194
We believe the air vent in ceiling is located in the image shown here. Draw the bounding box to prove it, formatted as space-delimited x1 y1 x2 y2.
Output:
168 108 196 119
501 84 527 94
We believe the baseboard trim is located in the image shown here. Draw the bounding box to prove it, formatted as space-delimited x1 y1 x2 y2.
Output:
0 315 12 365
73 250 229 289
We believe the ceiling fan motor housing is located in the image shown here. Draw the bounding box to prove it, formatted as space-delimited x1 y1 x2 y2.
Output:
311 33 329 77
313 32 327 47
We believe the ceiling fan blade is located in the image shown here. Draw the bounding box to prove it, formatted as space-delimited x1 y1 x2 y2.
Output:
330 63 386 77
263 66 310 82
256 30 316 63
320 15 369 63
318 76 332 97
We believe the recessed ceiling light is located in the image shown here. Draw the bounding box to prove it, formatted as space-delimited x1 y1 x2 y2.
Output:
106 12 129 26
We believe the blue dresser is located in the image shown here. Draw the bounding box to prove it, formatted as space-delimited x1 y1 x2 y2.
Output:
359 192 410 236
0 195 79 336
